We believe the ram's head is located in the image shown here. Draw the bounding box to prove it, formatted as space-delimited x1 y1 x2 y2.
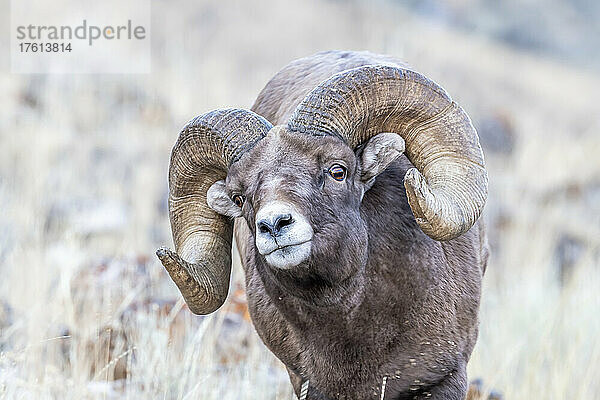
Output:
156 65 488 315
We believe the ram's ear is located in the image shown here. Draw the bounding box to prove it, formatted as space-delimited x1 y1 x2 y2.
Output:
358 132 405 189
207 180 243 218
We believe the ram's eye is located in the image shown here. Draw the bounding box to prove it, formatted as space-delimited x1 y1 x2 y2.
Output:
329 164 347 181
232 195 245 208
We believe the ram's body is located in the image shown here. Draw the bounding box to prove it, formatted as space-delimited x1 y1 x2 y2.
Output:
229 52 488 399
235 166 487 400
157 51 489 400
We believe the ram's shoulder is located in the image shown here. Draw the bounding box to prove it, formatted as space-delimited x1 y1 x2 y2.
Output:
441 219 488 277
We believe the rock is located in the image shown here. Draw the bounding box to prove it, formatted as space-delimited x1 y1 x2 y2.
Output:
45 198 129 238
555 233 586 286
476 112 516 155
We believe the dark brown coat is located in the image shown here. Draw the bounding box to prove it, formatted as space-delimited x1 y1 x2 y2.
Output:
227 51 489 400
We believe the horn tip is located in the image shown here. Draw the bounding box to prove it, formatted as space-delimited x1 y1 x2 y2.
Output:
156 247 177 265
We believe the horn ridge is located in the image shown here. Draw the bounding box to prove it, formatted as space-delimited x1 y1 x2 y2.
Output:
158 108 272 314
288 65 487 241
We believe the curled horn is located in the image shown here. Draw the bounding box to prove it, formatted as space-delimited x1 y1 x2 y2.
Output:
157 109 272 314
288 65 487 241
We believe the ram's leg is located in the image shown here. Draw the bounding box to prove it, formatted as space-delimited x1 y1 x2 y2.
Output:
415 365 468 400
286 367 303 396
286 368 332 400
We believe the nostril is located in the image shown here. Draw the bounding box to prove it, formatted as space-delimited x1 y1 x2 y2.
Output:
276 214 293 230
273 214 293 235
257 220 273 235
257 214 294 237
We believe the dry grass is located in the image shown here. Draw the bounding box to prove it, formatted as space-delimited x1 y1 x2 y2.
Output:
1 0 599 399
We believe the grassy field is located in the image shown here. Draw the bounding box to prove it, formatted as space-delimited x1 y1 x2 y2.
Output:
1 0 599 399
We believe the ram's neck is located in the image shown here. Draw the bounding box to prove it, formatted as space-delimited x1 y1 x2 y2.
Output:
252 254 367 328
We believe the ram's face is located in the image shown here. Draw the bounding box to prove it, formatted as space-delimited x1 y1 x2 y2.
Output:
208 127 363 270
207 126 398 270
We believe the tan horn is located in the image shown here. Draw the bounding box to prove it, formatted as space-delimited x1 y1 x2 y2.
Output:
157 109 272 314
288 65 487 241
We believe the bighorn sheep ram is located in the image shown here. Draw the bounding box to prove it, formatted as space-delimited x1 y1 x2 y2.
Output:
157 50 489 399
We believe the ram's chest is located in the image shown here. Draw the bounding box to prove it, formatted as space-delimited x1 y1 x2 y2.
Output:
296 343 386 399
291 341 459 400
245 287 387 398
246 287 459 400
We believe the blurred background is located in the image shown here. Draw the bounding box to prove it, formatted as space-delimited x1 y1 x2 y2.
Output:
1 0 599 398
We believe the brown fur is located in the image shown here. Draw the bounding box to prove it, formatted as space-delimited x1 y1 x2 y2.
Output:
226 51 489 399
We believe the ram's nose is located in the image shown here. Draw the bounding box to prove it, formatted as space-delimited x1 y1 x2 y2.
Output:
254 201 314 268
257 213 294 237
